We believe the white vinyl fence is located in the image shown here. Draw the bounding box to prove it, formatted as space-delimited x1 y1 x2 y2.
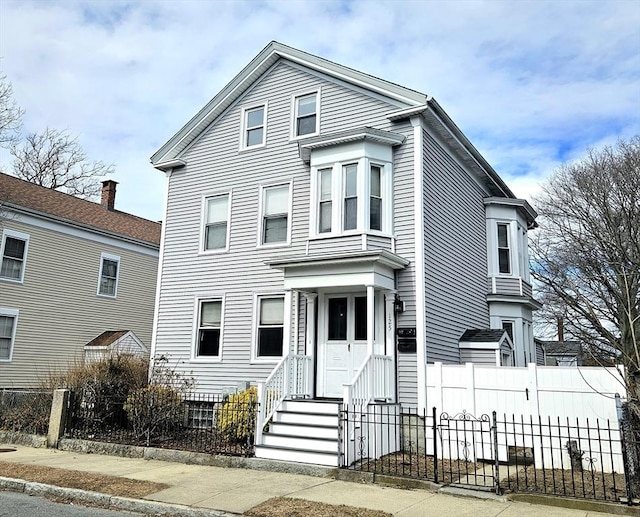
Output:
427 362 624 422
426 363 626 472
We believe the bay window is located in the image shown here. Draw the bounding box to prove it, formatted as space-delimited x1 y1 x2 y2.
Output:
312 159 391 237
497 223 511 274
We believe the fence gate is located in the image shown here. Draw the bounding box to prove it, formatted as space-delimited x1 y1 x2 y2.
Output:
438 410 499 493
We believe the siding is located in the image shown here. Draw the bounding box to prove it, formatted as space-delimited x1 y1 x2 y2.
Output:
155 60 414 393
460 349 496 365
389 120 418 407
422 128 490 364
0 219 157 387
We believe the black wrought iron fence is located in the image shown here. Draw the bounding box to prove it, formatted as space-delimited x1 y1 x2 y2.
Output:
0 389 52 435
341 405 636 504
65 389 257 456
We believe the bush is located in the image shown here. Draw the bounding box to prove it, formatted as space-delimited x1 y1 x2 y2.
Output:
217 387 257 445
0 390 51 435
44 355 149 430
124 385 184 445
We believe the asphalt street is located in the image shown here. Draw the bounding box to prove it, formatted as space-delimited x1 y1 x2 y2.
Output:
0 491 142 517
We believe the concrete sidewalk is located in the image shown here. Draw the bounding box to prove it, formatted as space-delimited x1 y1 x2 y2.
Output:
0 444 625 516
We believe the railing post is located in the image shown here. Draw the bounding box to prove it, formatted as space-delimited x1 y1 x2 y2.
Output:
256 381 264 445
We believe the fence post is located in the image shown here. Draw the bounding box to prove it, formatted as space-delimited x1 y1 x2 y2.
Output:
47 389 70 448
432 406 438 484
492 410 500 495
256 382 264 446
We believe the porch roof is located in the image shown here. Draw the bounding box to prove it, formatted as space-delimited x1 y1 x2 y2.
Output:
267 250 409 291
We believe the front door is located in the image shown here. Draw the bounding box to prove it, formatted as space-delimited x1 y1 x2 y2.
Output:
319 294 369 398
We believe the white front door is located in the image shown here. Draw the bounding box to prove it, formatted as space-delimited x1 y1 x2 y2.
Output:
319 294 369 398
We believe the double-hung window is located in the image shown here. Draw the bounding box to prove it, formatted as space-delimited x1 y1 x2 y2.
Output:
261 185 290 245
0 309 18 361
243 105 265 148
256 296 284 358
318 168 332 233
98 253 120 297
294 92 318 137
204 194 230 251
197 299 222 358
0 230 29 283
497 223 511 274
343 164 358 231
369 165 382 231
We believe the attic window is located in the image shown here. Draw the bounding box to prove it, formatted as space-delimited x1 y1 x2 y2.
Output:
242 104 266 148
294 92 318 137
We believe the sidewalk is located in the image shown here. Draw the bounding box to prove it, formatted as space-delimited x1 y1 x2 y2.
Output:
0 444 625 516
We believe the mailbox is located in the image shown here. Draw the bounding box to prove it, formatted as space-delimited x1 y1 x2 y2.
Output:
397 327 417 353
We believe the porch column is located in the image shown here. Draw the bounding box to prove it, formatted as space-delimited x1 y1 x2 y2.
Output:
384 291 396 356
367 285 375 356
283 289 293 356
303 292 317 358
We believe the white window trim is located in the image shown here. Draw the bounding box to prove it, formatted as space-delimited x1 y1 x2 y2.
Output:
239 102 268 151
191 295 225 363
199 191 232 254
290 89 320 141
496 221 513 276
251 292 285 363
309 158 393 239
0 229 30 284
257 182 293 248
96 252 120 298
0 307 19 362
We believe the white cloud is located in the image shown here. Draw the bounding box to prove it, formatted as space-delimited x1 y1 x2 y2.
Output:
1 0 638 220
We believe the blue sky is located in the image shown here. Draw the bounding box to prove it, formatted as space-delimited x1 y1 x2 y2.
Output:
1 0 638 221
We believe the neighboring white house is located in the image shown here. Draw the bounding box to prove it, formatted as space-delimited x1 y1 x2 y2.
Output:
0 173 160 387
150 41 539 465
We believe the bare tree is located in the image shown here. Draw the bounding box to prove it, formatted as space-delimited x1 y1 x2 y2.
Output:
10 127 114 200
0 72 24 149
531 136 640 416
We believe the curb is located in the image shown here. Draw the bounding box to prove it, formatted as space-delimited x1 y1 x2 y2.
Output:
0 476 238 517
507 493 640 516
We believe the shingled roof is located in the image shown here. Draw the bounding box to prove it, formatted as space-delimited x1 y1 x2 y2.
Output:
0 173 161 247
460 329 509 343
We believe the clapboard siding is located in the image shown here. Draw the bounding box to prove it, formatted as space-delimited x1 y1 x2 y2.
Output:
0 218 157 388
422 129 490 364
460 349 496 365
388 120 418 407
154 60 413 393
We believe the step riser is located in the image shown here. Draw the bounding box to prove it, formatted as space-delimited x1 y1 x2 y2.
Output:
275 413 338 426
255 446 339 466
281 400 340 414
262 434 338 452
269 423 337 439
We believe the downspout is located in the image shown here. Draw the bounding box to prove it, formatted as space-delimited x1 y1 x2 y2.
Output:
411 115 428 414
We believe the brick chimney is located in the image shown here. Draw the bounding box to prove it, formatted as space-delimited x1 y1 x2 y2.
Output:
557 316 565 342
101 180 118 211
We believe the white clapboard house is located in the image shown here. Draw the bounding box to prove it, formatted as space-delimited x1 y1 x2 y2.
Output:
150 42 539 465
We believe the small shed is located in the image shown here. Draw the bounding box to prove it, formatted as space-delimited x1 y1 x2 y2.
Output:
459 329 513 366
84 330 148 364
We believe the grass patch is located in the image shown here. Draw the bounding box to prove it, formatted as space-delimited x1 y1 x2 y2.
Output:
0 460 168 498
246 497 392 517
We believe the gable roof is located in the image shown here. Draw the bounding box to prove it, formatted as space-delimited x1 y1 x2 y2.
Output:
0 173 161 248
535 339 582 356
151 41 427 168
460 329 509 343
84 330 131 348
150 41 515 199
